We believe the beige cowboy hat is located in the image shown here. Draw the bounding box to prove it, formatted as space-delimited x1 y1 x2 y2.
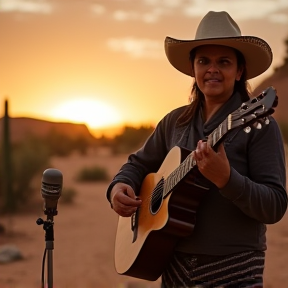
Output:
165 11 273 80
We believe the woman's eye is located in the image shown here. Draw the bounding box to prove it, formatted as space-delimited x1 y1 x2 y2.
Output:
221 59 230 64
198 59 207 64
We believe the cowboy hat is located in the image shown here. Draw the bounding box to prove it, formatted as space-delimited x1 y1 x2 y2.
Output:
165 11 273 79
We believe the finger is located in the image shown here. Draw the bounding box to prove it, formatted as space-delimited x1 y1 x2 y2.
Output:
196 140 209 157
125 185 138 200
118 206 138 217
195 141 204 160
124 208 138 217
119 201 138 212
119 191 142 208
199 139 207 149
201 140 212 155
112 196 139 215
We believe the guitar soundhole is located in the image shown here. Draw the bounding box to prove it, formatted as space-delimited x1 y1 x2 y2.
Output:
150 177 164 214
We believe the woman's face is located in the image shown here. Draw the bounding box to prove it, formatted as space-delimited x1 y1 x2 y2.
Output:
192 45 243 102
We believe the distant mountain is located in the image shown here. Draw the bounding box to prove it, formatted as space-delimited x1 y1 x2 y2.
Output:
253 64 288 124
0 117 96 143
1 65 287 145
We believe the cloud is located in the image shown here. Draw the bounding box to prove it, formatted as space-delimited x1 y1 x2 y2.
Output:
268 13 288 24
107 37 163 58
91 3 106 16
183 0 288 23
144 0 182 8
113 10 139 21
112 7 168 23
91 0 288 24
90 0 171 23
0 0 52 13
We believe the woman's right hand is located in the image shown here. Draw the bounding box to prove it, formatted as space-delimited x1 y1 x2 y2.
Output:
110 182 142 217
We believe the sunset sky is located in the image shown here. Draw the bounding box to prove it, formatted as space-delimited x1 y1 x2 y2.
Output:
1 0 288 136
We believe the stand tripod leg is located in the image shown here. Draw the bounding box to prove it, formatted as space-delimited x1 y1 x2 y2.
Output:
46 230 54 288
47 249 53 288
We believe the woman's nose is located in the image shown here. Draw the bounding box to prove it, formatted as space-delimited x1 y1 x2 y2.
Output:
207 62 219 73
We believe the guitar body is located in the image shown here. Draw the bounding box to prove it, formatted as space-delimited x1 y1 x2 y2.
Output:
114 146 209 281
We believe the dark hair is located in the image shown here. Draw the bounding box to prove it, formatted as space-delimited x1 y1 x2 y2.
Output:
176 46 251 127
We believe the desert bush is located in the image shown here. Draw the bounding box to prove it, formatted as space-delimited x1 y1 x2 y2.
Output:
111 125 155 154
76 166 109 182
12 136 50 204
60 187 77 204
0 135 50 212
44 130 91 156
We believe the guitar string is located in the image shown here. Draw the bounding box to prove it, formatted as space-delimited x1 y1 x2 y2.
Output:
148 155 195 207
147 121 228 208
146 127 224 208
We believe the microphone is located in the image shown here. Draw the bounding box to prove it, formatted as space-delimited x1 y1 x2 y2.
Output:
41 168 63 216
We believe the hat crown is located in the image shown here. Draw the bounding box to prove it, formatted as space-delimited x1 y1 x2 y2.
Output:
195 11 241 40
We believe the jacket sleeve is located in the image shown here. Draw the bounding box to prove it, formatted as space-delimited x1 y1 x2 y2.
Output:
220 117 287 224
106 114 173 202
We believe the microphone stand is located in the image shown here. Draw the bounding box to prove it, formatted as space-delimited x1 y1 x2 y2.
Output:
37 208 58 288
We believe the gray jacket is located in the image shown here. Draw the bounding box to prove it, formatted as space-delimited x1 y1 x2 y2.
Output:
107 92 287 255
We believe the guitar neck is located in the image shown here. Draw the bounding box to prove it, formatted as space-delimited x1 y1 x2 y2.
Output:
163 116 230 197
207 114 231 148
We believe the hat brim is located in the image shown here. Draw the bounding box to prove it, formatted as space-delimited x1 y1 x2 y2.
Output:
165 36 273 80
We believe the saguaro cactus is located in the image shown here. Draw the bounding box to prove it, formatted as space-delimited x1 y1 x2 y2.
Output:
2 99 15 212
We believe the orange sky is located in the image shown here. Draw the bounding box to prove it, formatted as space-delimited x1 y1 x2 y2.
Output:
1 0 288 137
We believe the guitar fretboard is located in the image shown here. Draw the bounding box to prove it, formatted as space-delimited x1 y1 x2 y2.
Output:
207 114 231 147
163 116 230 197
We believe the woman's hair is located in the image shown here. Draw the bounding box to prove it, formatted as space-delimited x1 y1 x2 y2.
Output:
176 46 251 127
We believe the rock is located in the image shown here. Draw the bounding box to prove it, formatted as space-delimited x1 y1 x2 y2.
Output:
0 244 23 264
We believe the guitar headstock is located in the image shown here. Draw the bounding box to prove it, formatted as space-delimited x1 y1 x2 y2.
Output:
229 86 278 132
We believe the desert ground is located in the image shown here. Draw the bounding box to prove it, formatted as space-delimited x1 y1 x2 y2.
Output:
0 147 287 288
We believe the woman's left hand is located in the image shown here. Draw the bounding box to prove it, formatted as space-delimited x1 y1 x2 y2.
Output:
192 140 230 188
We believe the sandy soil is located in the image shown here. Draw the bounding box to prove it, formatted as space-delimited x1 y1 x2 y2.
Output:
0 148 287 288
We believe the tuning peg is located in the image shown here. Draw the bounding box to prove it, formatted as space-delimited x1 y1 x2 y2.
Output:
253 122 262 129
241 103 249 110
251 97 260 103
264 117 270 125
243 126 251 133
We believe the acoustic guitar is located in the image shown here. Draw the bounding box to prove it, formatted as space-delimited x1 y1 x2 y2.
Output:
114 86 277 281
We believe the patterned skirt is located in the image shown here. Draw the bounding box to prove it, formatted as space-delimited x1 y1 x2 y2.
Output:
161 250 265 288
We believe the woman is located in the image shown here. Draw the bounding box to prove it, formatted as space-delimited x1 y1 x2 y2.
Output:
107 11 287 287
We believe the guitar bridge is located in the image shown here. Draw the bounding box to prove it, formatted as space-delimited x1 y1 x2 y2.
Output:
131 209 139 243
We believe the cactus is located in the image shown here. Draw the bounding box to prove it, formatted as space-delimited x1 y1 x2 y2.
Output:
2 99 15 212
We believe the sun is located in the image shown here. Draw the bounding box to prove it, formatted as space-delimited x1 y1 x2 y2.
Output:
51 98 122 129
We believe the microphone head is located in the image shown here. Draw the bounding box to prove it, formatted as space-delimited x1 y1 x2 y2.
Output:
41 168 63 215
